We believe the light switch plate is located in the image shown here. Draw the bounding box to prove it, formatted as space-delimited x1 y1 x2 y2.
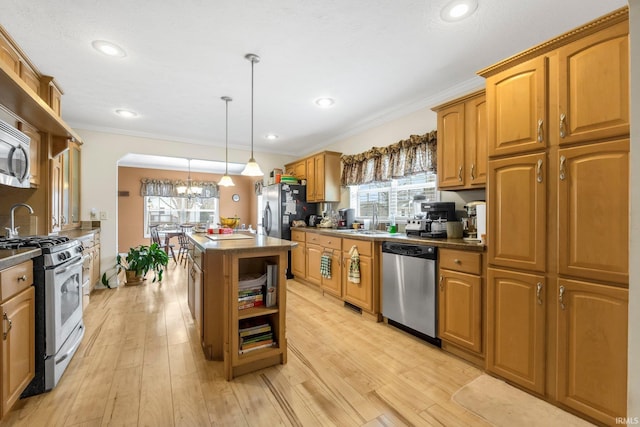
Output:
100 211 108 220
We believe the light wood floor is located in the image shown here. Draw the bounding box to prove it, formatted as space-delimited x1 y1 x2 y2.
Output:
1 263 493 427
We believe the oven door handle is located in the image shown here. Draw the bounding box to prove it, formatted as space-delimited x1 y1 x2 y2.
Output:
55 324 84 365
55 258 83 275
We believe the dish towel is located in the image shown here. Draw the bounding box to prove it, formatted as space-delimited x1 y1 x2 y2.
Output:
320 253 332 279
348 245 361 284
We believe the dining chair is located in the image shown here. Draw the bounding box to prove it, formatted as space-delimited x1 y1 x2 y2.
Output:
150 225 177 263
177 232 191 267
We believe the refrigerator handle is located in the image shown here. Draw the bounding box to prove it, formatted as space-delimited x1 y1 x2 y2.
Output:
263 203 272 235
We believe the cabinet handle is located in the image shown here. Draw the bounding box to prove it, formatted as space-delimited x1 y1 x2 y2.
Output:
559 113 567 138
559 155 567 181
559 285 566 310
470 164 476 181
536 159 543 183
458 166 463 182
52 216 59 228
2 313 12 340
17 275 27 282
536 282 543 305
453 259 461 264
439 275 444 291
61 216 67 225
537 119 544 143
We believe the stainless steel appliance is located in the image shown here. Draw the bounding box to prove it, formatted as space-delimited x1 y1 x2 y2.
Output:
0 236 85 396
0 118 30 188
463 201 486 240
337 208 355 229
381 242 440 346
262 183 317 278
406 201 456 239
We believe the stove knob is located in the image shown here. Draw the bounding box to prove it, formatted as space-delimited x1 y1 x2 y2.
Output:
58 253 65 261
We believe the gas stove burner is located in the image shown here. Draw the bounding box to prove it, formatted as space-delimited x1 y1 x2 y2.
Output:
0 235 71 250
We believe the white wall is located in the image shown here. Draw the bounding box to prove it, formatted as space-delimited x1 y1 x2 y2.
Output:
78 129 295 279
628 0 639 418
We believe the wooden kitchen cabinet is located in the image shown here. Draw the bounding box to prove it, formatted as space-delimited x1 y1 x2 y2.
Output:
488 152 546 272
556 278 628 425
485 56 547 157
305 240 322 286
284 160 306 180
556 20 629 146
0 260 35 419
438 249 482 354
304 232 342 297
433 90 487 189
305 151 341 202
40 76 63 117
557 139 629 285
290 230 306 280
19 62 40 97
0 31 20 75
486 267 546 395
342 238 373 313
50 140 81 231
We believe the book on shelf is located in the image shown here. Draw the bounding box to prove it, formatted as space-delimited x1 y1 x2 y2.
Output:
265 262 277 307
239 300 264 310
238 293 264 302
240 331 274 345
238 286 263 296
239 341 276 354
239 324 272 337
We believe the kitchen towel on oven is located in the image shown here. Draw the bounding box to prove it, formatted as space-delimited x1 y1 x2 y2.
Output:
348 245 360 284
320 252 332 279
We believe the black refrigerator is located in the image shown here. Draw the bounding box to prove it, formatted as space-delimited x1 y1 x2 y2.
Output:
262 183 317 278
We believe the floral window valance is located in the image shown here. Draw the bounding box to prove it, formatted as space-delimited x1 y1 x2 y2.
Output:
140 178 220 198
340 131 437 186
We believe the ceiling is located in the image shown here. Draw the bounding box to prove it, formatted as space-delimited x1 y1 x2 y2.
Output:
0 0 628 165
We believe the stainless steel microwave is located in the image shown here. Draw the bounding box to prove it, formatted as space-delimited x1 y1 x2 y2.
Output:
0 118 30 188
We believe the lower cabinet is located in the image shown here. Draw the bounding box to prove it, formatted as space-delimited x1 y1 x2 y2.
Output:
305 233 342 297
342 238 373 312
0 261 35 419
486 267 546 395
290 230 306 280
556 278 628 425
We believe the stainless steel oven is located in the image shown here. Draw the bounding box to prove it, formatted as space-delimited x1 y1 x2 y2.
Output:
0 235 85 397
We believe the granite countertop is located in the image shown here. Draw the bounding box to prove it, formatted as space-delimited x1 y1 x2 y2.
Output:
296 227 486 252
0 248 41 270
189 232 297 253
58 227 101 240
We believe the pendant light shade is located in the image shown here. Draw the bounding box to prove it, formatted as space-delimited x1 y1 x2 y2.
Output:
219 96 235 187
241 53 264 177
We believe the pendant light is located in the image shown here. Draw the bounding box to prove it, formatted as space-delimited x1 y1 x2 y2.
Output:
218 96 235 187
241 53 264 176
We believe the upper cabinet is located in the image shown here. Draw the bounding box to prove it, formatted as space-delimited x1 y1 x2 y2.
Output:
556 20 629 145
50 138 81 231
285 151 341 203
484 56 547 157
433 90 487 189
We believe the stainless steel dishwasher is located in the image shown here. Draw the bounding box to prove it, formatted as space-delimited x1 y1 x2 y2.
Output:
382 242 440 346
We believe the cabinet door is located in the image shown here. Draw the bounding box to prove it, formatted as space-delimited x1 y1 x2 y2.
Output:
1 287 35 415
294 161 306 180
69 143 81 227
50 155 63 232
291 242 306 279
321 251 342 298
19 62 40 96
558 139 629 284
557 21 629 145
465 94 487 186
0 33 20 74
438 269 482 353
486 56 547 156
314 155 325 201
305 244 322 286
437 103 465 188
556 278 627 425
306 157 316 201
488 153 546 272
194 263 203 341
487 267 545 395
91 244 100 289
342 254 373 312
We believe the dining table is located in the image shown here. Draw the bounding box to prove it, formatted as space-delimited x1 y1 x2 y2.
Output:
158 229 183 255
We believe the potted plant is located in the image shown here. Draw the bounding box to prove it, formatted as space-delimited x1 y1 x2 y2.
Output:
113 243 169 286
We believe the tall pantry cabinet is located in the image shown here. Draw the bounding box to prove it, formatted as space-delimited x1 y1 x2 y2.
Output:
479 8 629 426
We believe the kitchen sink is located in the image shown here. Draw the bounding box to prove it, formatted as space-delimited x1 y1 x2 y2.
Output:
334 229 388 235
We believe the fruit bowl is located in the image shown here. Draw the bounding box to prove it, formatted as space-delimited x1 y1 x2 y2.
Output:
219 217 240 228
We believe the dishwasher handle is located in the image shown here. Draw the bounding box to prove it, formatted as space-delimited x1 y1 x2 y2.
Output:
381 242 437 260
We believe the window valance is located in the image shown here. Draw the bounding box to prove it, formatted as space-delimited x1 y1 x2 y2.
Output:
140 178 219 198
340 131 437 186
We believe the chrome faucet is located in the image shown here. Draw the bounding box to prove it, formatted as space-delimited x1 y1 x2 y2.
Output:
6 203 34 238
372 202 379 231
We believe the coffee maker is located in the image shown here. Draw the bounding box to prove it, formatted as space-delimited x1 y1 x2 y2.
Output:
337 208 355 229
406 201 456 238
463 201 486 240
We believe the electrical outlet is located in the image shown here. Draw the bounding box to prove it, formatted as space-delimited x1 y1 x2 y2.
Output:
100 211 108 220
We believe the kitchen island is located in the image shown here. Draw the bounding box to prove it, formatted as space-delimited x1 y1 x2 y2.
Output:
188 232 295 380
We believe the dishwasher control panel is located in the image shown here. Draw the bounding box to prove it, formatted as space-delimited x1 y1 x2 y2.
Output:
381 242 437 259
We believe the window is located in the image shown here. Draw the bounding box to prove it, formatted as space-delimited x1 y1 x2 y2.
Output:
349 172 437 221
143 196 219 236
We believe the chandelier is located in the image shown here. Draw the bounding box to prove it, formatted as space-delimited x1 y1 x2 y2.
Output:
176 159 202 198
241 53 264 176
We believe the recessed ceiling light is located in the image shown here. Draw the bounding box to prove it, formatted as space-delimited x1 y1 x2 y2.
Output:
314 97 335 108
115 109 138 118
92 40 127 57
441 0 478 22
265 133 279 140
